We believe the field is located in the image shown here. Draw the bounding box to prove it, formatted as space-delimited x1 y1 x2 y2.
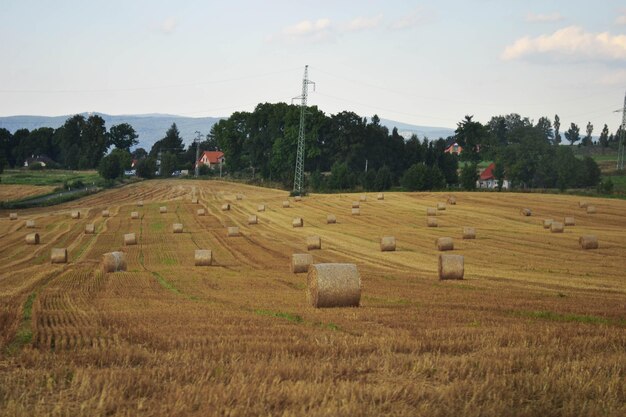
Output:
0 179 625 416
0 184 57 202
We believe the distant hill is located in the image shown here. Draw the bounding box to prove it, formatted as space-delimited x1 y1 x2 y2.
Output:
0 113 455 150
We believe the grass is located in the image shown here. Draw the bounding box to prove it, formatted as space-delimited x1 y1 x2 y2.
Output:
3 292 36 355
254 309 304 323
513 310 623 326
1 169 100 187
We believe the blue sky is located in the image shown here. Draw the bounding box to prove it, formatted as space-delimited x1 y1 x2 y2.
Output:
1 0 625 133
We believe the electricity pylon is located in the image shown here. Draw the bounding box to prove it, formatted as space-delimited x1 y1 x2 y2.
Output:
292 65 315 195
617 91 626 171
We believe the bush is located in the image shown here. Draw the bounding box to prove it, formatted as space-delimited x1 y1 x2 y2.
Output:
460 163 478 190
597 178 614 194
375 165 393 191
401 164 428 191
28 162 44 171
198 164 212 176
136 157 157 179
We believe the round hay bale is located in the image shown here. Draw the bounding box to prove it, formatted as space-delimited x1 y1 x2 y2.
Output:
564 217 575 226
543 219 553 229
9 213 18 220
197 208 206 216
439 254 464 280
295 195 302 202
159 206 167 214
586 206 596 214
351 201 360 209
520 208 532 216
51 248 67 264
282 201 290 208
351 208 360 216
307 263 361 308
26 220 35 228
360 195 367 202
71 211 80 219
221 203 230 211
427 217 438 227
137 200 143 207
436 237 454 251
172 223 183 233
227 226 240 237
248 215 258 225
579 235 598 250
447 196 457 205
194 249 212 266
437 202 446 211
102 210 110 218
102 251 127 273
131 211 139 219
377 193 384 200
292 253 313 273
426 208 437 216
306 235 321 250
191 197 199 204
380 236 396 252
550 222 564 233
25 233 39 245
84 224 95 234
236 194 243 200
462 227 476 239
124 233 137 245
292 217 303 228
257 204 266 212
326 214 336 224
578 201 588 208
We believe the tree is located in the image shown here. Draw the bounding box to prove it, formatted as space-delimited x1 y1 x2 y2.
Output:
132 148 148 160
582 156 601 187
82 114 108 168
159 152 178 177
108 123 138 151
553 115 561 145
135 157 157 179
581 122 593 146
598 124 609 149
328 161 350 190
374 165 392 191
401 164 428 191
150 123 185 158
460 163 478 190
98 149 132 180
454 115 487 163
535 117 553 143
426 165 446 190
493 160 505 191
564 123 580 146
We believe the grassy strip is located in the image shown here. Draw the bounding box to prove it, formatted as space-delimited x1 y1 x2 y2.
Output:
150 271 182 295
254 309 303 323
3 292 37 355
0 189 99 209
513 310 625 326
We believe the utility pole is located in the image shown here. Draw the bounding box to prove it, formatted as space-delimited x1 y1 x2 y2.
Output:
194 131 203 177
617 91 626 171
157 150 162 176
292 65 315 195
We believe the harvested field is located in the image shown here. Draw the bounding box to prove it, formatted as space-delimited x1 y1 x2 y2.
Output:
0 179 625 416
0 184 56 201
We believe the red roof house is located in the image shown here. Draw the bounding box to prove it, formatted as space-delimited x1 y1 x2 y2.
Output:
197 151 225 168
477 162 510 189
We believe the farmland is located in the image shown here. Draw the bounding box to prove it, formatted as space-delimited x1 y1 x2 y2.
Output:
0 179 625 416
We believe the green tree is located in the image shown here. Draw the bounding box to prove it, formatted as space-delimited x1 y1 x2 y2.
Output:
361 169 376 191
535 117 553 143
564 123 581 146
98 149 132 180
426 165 446 190
493 160 506 191
328 161 350 190
581 122 593 146
460 163 478 190
598 124 609 149
553 114 561 145
135 157 157 179
374 165 392 191
108 123 138 151
159 152 178 177
150 123 185 158
454 115 487 163
582 156 601 187
401 163 427 191
82 114 108 168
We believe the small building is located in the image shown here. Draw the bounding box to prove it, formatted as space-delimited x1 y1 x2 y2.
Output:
476 162 510 190
444 141 463 155
24 155 55 168
197 151 225 168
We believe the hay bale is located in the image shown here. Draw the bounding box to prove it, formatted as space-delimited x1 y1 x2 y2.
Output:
282 201 290 208
377 193 384 200
197 208 206 216
236 194 243 200
292 217 303 228
448 196 457 205
26 220 35 228
550 222 564 233
50 248 67 264
137 200 143 207
360 195 367 202
436 237 454 251
172 223 183 233
124 233 137 245
307 235 321 250
227 226 240 237
520 208 532 216
326 214 336 224
427 217 438 227
351 201 360 208
437 202 446 211
579 235 598 250
84 224 95 234
439 254 464 280
543 219 553 229
426 208 437 216
191 197 198 204
9 213 18 220
351 208 360 216
578 201 588 208
71 211 80 219
462 227 476 239
295 195 302 202
102 210 110 218
257 204 265 212
159 206 167 214
131 211 139 219
221 203 230 211
25 233 39 245
586 206 596 214
564 217 575 226
292 253 313 273
307 263 361 308
194 249 212 266
102 251 127 273
248 215 258 225
380 236 396 252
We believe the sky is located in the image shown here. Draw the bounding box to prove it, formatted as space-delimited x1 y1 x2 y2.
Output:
1 0 625 133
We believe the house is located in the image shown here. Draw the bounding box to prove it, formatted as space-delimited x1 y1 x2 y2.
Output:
476 162 510 190
24 155 55 168
444 138 462 155
197 151 225 168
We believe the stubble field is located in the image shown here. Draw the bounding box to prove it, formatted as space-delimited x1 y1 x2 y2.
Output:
0 179 625 416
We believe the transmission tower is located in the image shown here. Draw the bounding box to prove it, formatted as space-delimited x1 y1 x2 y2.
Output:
292 65 315 195
617 91 626 171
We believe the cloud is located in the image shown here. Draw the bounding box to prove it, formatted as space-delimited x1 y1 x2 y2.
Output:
344 15 383 32
267 18 333 43
598 69 626 85
501 26 626 62
525 12 563 23
390 8 431 30
157 17 177 34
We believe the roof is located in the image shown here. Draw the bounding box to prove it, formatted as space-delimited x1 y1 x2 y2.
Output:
480 162 496 180
199 151 224 164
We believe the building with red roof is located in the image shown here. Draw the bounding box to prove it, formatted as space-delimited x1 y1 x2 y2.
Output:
476 162 510 189
197 151 225 168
